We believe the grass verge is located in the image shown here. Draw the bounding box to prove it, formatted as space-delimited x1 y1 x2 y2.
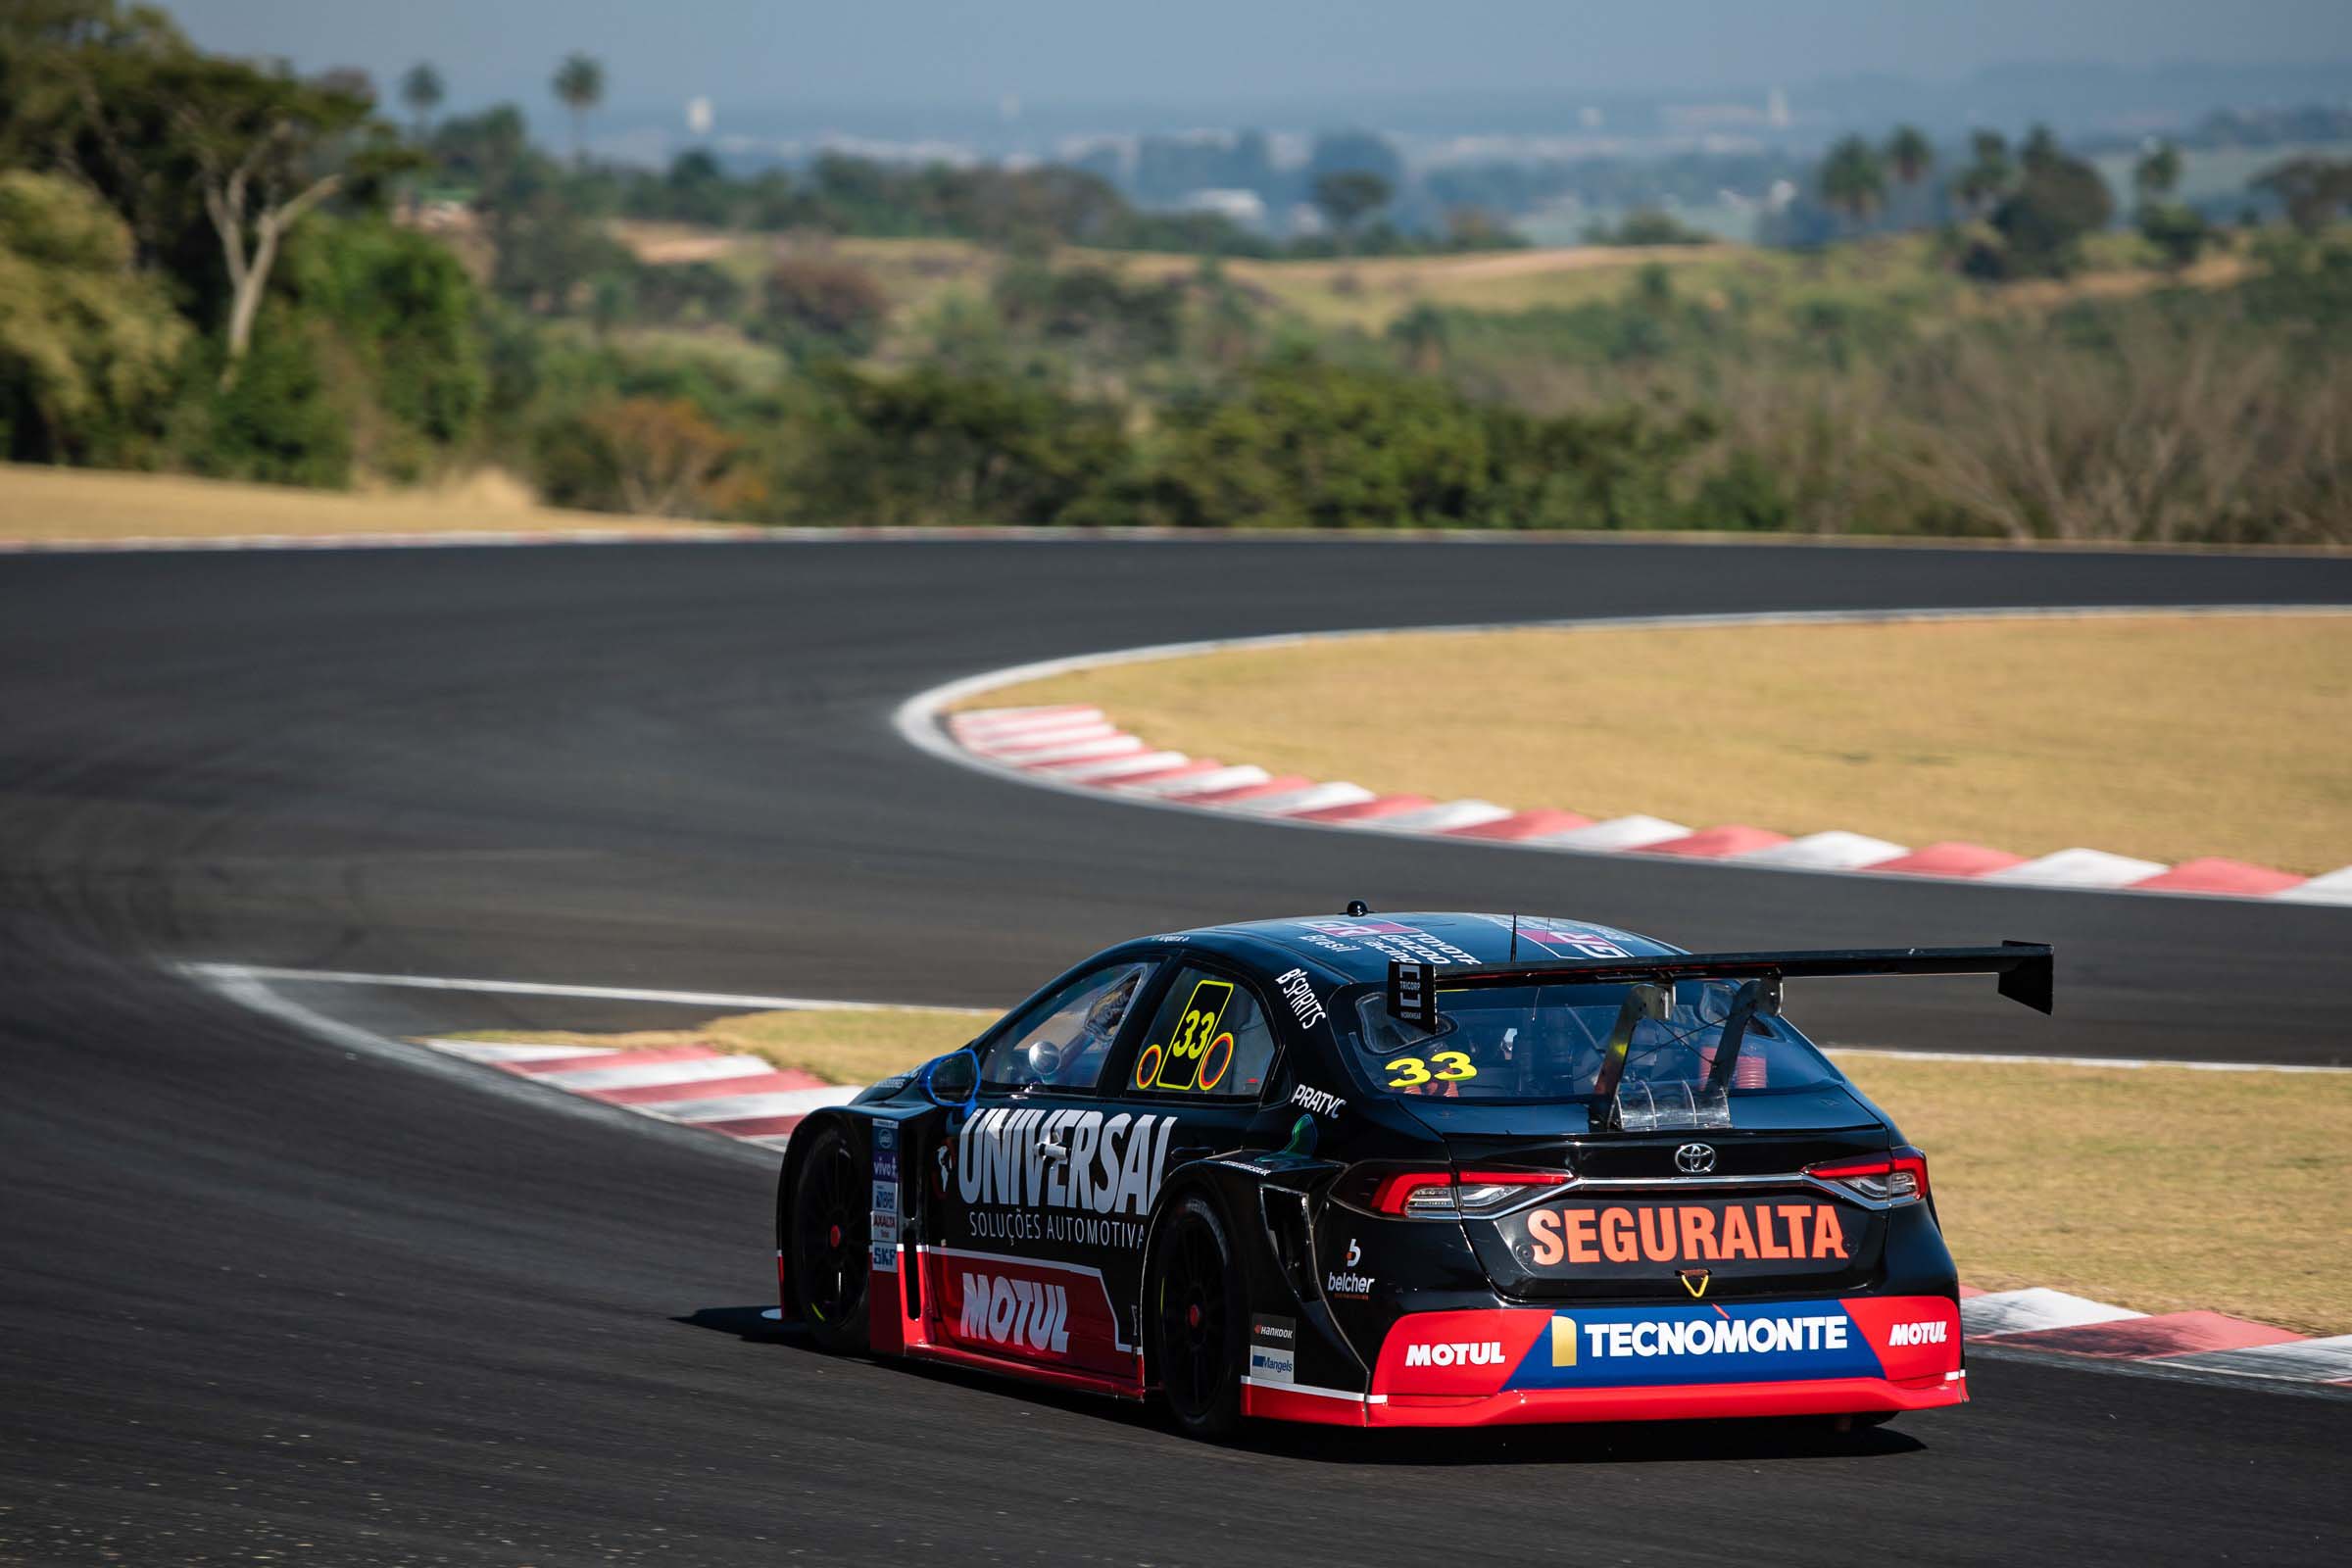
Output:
1838 1053 2351 1337
0 462 709 543
458 1008 2351 1336
962 612 2352 873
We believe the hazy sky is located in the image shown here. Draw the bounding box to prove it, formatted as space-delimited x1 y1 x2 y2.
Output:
168 1 2352 115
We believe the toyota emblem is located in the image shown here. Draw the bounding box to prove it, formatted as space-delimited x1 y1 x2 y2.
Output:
1674 1142 1717 1174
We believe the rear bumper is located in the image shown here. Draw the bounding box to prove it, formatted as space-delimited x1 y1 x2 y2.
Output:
1246 1371 1963 1428
1377 1370 1963 1427
1246 1293 1965 1428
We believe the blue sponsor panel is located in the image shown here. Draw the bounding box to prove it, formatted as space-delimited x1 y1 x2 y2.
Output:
1506 1299 1886 1390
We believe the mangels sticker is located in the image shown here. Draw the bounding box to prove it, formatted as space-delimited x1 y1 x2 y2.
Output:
1249 1315 1297 1387
955 1106 1177 1252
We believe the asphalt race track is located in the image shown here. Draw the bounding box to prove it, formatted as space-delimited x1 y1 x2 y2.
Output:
4 538 2350 1565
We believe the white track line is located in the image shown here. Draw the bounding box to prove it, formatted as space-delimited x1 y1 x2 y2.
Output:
534 1055 774 1092
1961 1289 2147 1337
1824 1047 2352 1074
1370 800 1515 833
423 1039 612 1063
184 962 997 1015
648 1087 861 1123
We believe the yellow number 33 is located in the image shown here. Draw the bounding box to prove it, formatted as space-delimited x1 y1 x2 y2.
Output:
1385 1051 1475 1088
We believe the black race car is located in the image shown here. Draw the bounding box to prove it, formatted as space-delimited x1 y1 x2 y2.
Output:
775 908 2050 1438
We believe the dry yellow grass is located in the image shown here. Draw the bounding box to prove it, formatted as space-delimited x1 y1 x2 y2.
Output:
459 1007 2352 1333
969 613 2352 873
0 463 706 542
1835 1054 2352 1335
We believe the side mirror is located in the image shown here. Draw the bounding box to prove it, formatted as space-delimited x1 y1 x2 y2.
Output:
917 1048 981 1111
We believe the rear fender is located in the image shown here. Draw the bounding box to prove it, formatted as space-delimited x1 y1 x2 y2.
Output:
1138 1152 1366 1396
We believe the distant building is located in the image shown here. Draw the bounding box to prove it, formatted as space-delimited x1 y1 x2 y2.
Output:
1179 188 1268 225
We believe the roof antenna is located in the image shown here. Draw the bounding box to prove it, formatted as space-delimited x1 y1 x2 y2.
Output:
1509 912 1519 964
1344 900 1371 917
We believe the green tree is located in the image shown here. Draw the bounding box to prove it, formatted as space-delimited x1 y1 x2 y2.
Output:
169 55 374 375
2020 123 2063 174
0 170 187 461
400 62 443 140
552 52 604 166
1955 129 2014 215
1885 124 1934 187
2252 158 2352 235
756 255 890 359
1818 135 1887 225
1389 303 1450 374
1310 171 1393 241
1989 139 2115 276
790 363 1132 527
2133 140 2182 203
2137 202 2211 271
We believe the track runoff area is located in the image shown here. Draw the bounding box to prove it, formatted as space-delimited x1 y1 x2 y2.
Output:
193 938 2352 1393
10 535 2352 1566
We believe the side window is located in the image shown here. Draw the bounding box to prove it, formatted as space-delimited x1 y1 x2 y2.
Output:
1128 965 1279 1101
980 961 1153 1092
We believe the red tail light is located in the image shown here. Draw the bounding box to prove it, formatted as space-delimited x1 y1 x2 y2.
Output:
1370 1168 1572 1219
1807 1146 1930 1203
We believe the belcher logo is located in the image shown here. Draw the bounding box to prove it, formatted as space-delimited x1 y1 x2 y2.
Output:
1404 1340 1504 1368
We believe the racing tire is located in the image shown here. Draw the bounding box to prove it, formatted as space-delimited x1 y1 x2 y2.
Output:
1148 1194 1247 1442
788 1123 869 1354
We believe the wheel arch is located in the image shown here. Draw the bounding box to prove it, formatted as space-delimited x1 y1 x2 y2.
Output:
774 1107 861 1322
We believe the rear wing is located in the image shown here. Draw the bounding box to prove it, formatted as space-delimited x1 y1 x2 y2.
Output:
1385 941 2053 1120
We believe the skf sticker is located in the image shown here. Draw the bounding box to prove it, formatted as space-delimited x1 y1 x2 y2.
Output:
870 1128 901 1274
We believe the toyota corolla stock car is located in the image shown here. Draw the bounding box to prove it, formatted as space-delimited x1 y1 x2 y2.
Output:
774 909 2051 1438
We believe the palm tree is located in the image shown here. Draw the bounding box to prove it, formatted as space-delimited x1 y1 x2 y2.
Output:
1818 135 1887 227
400 62 443 141
1885 124 1934 188
2133 140 2183 203
552 52 605 166
1955 129 2013 216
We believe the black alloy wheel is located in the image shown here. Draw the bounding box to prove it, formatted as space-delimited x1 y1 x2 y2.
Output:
1151 1195 1245 1440
790 1125 870 1353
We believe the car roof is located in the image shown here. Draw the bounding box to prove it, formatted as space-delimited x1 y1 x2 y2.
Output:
1164 911 1684 986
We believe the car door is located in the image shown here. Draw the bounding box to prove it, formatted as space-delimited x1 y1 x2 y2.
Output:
930 956 1160 1377
1084 959 1297 1330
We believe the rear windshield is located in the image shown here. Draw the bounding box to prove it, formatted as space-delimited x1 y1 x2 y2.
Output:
1346 981 1841 1103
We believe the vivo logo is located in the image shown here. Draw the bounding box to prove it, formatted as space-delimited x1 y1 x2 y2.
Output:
957 1272 1069 1353
1402 1340 1504 1368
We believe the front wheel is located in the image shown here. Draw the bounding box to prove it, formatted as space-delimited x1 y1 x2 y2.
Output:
788 1124 869 1353
1148 1195 1246 1441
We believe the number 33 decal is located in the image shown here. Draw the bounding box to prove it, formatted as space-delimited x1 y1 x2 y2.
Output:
1385 1051 1476 1088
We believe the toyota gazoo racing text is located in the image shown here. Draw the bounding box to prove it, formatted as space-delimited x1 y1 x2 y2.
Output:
774 909 2051 1439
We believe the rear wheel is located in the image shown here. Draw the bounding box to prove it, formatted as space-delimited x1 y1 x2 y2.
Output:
1149 1195 1245 1441
789 1124 869 1353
